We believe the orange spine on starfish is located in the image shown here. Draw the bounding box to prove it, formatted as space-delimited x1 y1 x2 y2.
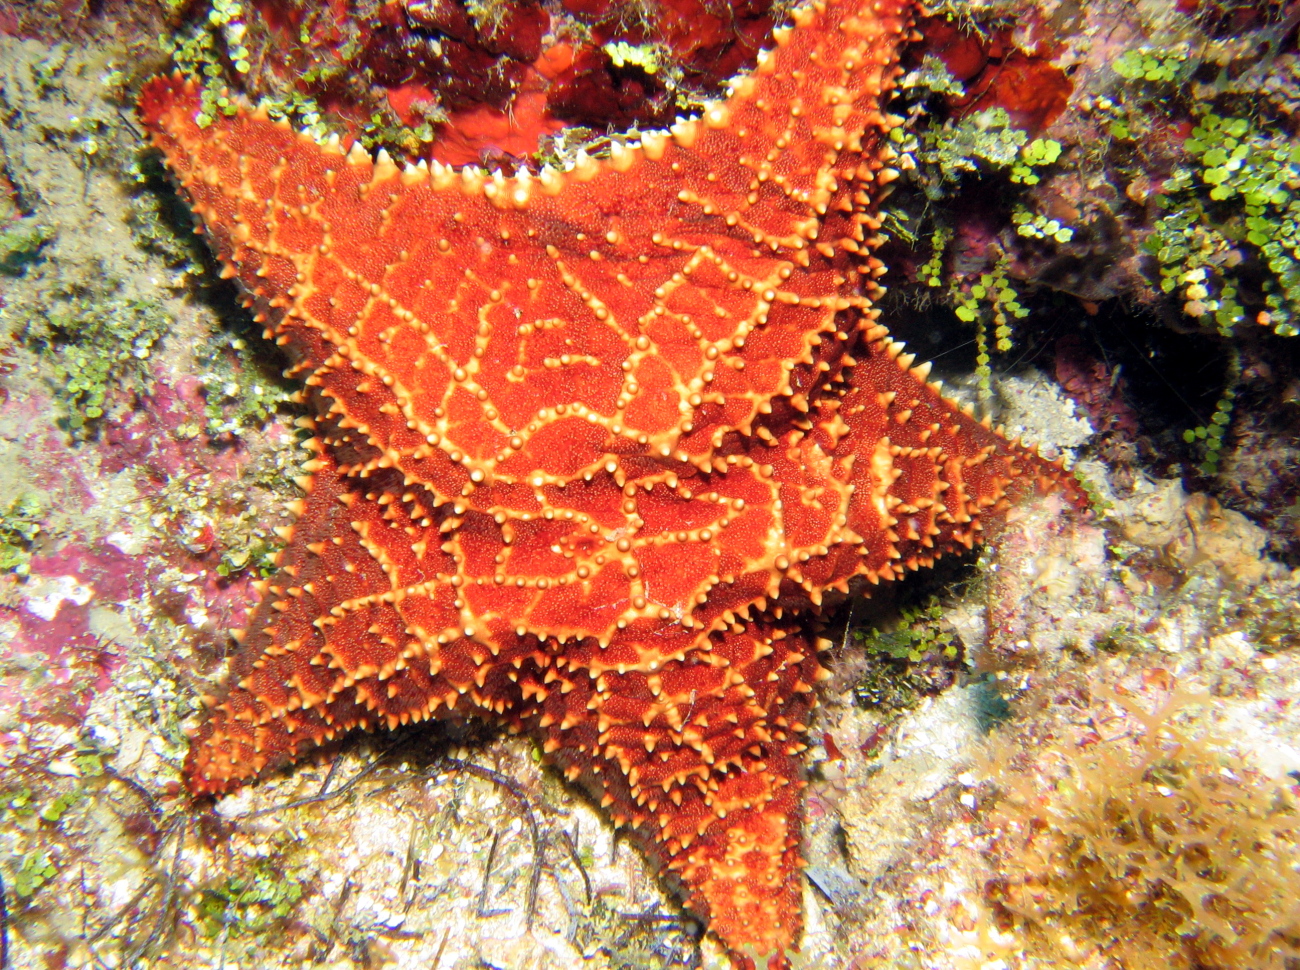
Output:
139 0 1083 965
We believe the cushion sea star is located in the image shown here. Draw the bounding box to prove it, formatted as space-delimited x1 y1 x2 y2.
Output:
139 0 1080 963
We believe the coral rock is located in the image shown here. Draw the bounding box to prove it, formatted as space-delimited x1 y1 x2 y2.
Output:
138 0 1079 963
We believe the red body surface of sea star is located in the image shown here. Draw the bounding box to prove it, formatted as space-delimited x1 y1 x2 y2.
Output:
139 0 1080 963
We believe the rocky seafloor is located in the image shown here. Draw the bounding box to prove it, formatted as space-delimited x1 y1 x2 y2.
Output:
1 1 1299 968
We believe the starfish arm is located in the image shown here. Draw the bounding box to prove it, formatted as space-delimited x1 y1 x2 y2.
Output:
824 325 1088 584
187 432 550 793
186 437 385 792
535 621 821 967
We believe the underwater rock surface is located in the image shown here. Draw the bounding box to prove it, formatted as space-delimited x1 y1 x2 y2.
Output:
0 1 1298 968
